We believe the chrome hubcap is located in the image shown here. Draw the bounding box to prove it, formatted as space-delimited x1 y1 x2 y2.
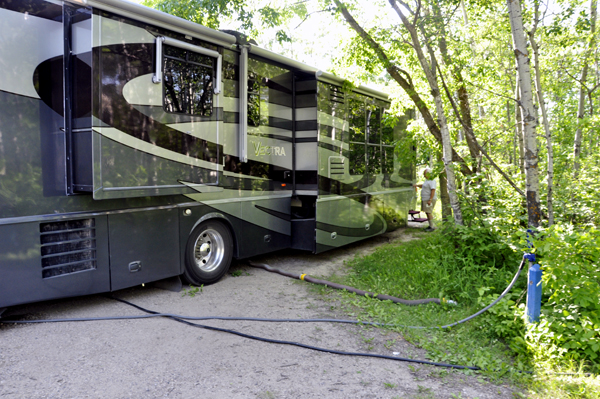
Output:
193 229 225 272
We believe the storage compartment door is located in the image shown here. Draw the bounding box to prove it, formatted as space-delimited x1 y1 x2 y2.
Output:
108 208 180 291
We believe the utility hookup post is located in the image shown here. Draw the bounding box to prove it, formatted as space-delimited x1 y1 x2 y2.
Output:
525 253 542 323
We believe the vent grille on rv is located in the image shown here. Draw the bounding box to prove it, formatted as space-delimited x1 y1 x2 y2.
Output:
328 156 345 177
330 87 345 104
39 219 97 279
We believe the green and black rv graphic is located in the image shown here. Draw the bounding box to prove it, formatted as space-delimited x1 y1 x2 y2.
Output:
0 0 414 308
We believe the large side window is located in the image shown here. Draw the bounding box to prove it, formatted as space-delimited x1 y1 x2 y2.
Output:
366 104 382 175
162 45 214 116
247 70 261 126
348 98 366 176
381 112 396 174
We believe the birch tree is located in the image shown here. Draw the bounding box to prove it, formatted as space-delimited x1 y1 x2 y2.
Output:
431 0 481 173
387 0 463 225
527 0 554 225
507 0 541 228
573 0 597 178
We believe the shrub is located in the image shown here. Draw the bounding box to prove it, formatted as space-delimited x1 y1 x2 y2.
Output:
528 225 600 367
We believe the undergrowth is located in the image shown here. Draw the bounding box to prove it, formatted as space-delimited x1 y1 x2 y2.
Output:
323 225 599 398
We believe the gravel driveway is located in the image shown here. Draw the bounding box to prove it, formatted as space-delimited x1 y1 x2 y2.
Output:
0 227 518 398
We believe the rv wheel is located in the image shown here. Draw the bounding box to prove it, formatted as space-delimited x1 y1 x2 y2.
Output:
184 220 233 285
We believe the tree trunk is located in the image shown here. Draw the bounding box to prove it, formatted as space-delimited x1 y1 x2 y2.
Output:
515 79 525 177
433 0 480 172
508 0 541 228
437 152 452 220
389 0 463 225
507 100 516 166
574 69 589 179
528 4 554 226
574 0 597 178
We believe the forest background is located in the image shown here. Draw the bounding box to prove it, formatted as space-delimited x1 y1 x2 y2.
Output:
141 0 599 395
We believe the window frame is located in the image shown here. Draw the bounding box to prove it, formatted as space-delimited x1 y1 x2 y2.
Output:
152 36 222 116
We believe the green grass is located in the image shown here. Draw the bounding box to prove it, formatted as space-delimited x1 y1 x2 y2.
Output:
314 226 599 397
324 228 525 374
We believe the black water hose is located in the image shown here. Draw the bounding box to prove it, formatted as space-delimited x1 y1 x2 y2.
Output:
2 256 524 330
434 256 526 329
248 261 444 305
0 257 532 373
111 297 481 371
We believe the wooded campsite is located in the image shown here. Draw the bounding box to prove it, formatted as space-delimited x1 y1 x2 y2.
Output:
142 0 600 396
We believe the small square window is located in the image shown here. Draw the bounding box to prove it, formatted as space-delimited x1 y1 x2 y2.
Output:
163 44 214 116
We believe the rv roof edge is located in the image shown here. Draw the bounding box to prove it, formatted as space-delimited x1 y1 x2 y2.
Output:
249 46 389 102
249 45 319 73
69 0 389 102
315 71 390 102
68 0 237 47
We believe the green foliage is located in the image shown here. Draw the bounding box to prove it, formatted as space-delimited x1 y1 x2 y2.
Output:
528 369 600 399
526 225 600 367
181 284 203 297
552 163 600 226
142 0 244 29
142 0 288 40
475 288 526 340
346 224 520 304
330 221 600 390
230 269 250 277
335 226 525 375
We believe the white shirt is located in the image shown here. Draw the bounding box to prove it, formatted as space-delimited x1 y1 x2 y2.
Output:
421 179 437 200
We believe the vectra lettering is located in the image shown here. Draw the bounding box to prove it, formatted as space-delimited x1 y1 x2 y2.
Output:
252 142 286 157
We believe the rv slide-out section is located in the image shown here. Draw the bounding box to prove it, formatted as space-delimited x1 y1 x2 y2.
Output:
0 0 413 308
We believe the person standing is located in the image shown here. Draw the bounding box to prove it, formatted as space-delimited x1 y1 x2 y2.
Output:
413 168 437 231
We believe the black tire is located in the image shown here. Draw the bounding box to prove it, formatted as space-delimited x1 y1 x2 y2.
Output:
183 220 233 285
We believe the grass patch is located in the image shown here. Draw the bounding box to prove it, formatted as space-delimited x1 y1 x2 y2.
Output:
317 225 598 397
332 228 525 374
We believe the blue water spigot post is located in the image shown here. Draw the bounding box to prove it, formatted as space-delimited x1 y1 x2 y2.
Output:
524 253 542 323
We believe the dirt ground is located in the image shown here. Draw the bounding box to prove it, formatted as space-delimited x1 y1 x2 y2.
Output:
0 225 518 399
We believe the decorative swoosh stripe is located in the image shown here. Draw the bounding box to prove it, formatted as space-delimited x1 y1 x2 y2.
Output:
318 141 349 155
0 0 62 21
318 175 370 196
93 127 220 170
316 213 385 238
296 120 318 131
296 137 318 143
131 104 225 124
254 204 292 222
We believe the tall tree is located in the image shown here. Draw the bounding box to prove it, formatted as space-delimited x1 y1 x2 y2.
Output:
431 0 482 174
528 0 555 226
385 0 463 224
507 0 541 228
573 0 598 178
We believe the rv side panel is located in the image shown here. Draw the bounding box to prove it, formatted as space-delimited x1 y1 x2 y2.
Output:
0 217 111 308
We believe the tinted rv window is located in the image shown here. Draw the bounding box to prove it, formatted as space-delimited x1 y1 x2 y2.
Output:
366 104 382 174
382 145 395 174
248 71 261 126
163 45 214 116
381 112 396 174
348 98 366 176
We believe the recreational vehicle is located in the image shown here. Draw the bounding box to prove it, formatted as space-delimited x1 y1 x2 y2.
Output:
0 0 414 308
